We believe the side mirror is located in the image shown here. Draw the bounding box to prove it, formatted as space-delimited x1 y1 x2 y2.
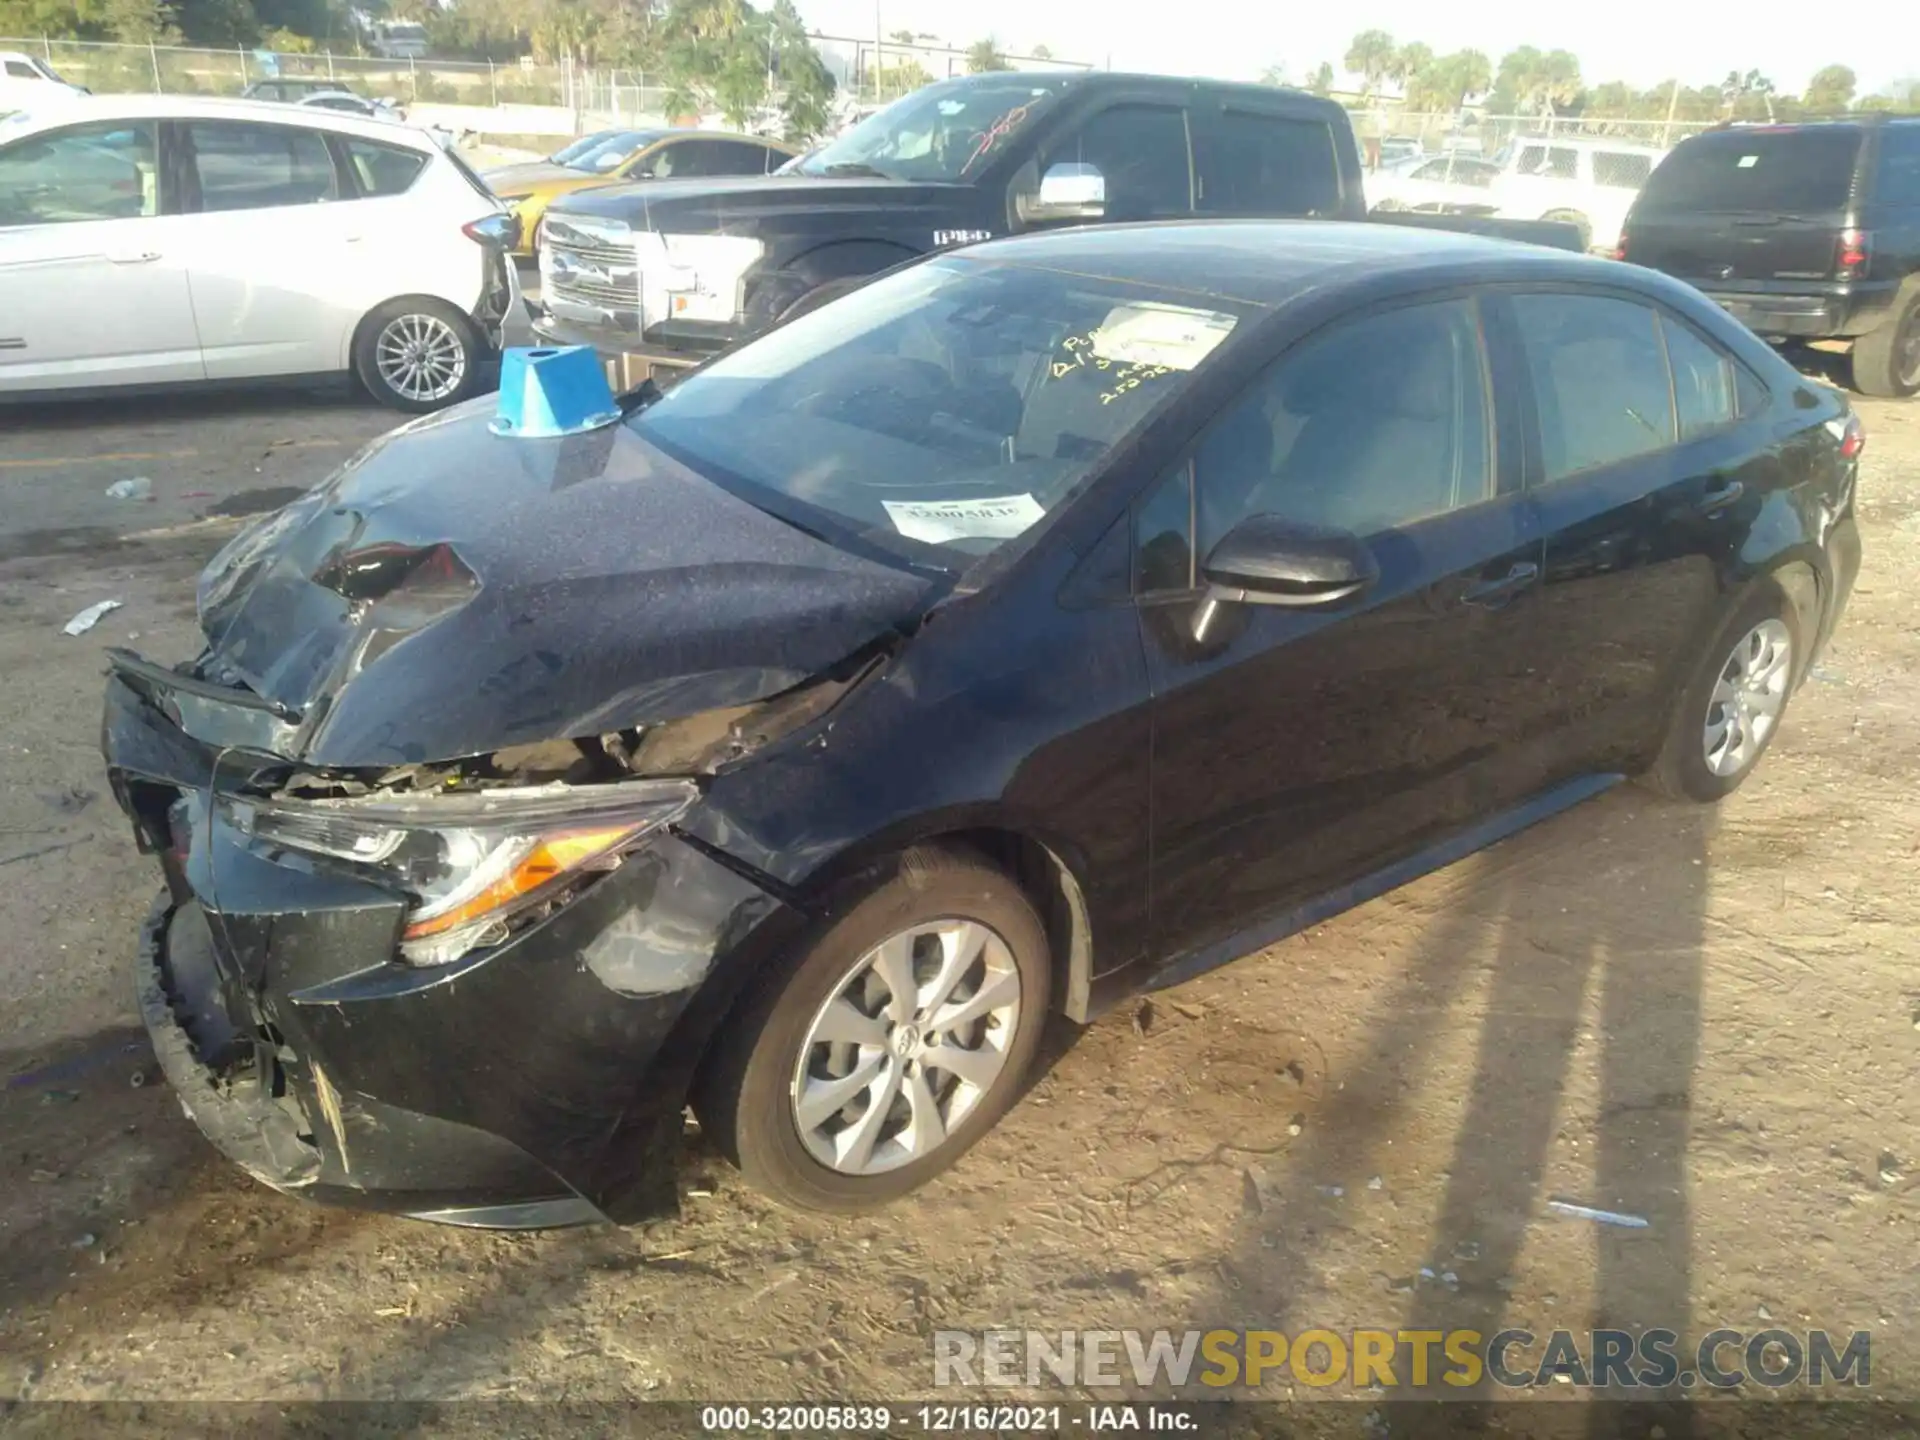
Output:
1023 162 1105 222
1192 514 1377 641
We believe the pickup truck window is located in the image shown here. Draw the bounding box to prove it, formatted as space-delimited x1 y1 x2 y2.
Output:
1197 110 1342 216
793 74 1071 183
1038 105 1193 219
1635 129 1862 214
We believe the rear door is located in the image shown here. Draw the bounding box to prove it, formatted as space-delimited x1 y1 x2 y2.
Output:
0 117 202 388
1505 288 1776 775
1140 293 1551 964
1189 101 1350 218
172 118 358 380
1624 127 1867 287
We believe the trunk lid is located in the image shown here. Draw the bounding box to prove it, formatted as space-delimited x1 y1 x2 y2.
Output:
1625 126 1868 282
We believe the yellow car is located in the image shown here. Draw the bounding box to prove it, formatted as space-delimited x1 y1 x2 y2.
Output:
484 128 799 257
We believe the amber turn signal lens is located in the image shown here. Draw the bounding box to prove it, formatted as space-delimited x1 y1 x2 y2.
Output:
400 823 640 940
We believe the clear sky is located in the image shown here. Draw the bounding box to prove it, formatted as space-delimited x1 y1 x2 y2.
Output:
793 0 1913 98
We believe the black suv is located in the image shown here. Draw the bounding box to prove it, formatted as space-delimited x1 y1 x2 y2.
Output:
1619 116 1920 397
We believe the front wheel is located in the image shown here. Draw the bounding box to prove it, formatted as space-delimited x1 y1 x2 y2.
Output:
1642 590 1801 803
694 847 1052 1213
353 297 482 413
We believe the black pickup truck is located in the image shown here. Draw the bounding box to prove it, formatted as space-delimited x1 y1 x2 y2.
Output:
531 71 1578 381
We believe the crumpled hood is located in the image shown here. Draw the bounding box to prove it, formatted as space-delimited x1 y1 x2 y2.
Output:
552 173 965 232
195 399 937 768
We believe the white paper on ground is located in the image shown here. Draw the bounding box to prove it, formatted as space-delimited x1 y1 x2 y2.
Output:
882 494 1046 544
63 599 124 636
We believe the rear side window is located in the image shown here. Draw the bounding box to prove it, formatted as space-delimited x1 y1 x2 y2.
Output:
1660 316 1739 438
1512 293 1673 481
1875 125 1920 202
1637 129 1864 214
1518 145 1577 179
1039 104 1193 219
5 60 37 78
1197 110 1342 216
187 122 336 211
1593 151 1653 189
340 136 427 196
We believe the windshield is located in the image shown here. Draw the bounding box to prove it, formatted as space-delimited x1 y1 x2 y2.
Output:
1636 129 1863 214
629 257 1248 566
558 129 653 172
794 75 1071 183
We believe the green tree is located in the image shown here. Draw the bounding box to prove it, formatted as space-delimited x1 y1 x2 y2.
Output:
1407 50 1488 112
965 36 1010 73
1343 28 1395 99
1308 60 1334 96
1803 64 1857 113
1030 43 1052 61
1389 40 1431 94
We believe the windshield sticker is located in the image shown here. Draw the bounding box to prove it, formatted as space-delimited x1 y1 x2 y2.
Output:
1090 303 1238 372
882 494 1046 544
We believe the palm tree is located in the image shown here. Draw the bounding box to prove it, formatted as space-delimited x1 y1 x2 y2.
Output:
1343 29 1396 100
1528 48 1582 117
966 36 1011 73
1390 41 1432 97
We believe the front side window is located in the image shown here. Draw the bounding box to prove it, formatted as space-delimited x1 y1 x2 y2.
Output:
188 122 337 212
1195 110 1340 216
1189 299 1493 554
631 256 1249 567
5 59 36 78
1511 293 1674 481
0 121 159 226
1038 104 1193 219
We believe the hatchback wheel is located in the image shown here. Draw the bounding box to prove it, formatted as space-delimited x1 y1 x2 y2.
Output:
695 847 1051 1213
1644 591 1800 802
354 297 481 413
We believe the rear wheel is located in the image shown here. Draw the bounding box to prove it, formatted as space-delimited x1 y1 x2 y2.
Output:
353 297 482 413
1642 589 1801 803
693 847 1051 1213
1849 282 1920 399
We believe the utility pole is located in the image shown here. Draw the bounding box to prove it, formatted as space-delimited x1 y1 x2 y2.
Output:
1660 76 1680 149
874 0 883 103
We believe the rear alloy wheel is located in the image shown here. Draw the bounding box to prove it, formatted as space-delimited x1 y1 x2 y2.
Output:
695 847 1050 1213
1849 285 1920 399
1644 592 1800 803
354 298 481 413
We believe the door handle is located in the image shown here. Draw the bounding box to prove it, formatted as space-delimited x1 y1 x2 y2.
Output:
1697 479 1744 515
1461 561 1540 609
106 250 162 265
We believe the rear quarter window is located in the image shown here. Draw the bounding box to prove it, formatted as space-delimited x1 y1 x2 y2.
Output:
1874 125 1920 204
1593 151 1653 188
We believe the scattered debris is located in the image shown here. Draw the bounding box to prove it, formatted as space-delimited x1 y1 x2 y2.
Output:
1441 1270 1460 1291
1243 1164 1275 1213
29 1169 58 1183
1757 1304 1773 1321
1453 1239 1483 1261
105 477 153 500
71 1233 96 1250
1283 1059 1306 1085
35 784 94 815
1167 999 1207 1021
129 1069 148 1089
40 1089 80 1105
1360 1408 1389 1439
1131 999 1154 1035
1288 1113 1305 1137
1316 1184 1344 1199
1366 1175 1384 1191
1546 1198 1650 1228
179 490 213 499
63 600 124 636
1878 1152 1900 1185
1381 1274 1416 1294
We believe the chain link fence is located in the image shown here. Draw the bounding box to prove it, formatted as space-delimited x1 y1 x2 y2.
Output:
1352 108 1718 154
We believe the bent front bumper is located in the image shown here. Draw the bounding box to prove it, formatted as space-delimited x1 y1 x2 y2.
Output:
105 668 788 1227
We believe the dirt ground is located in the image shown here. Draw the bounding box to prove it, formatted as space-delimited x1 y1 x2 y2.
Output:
0 377 1916 1426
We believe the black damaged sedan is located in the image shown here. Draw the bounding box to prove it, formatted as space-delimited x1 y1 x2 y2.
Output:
104 222 1862 1227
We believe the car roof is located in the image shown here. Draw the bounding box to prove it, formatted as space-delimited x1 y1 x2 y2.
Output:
957 219 1615 308
0 93 437 148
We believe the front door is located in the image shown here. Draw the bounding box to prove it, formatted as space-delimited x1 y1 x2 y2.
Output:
1139 294 1550 965
0 118 202 388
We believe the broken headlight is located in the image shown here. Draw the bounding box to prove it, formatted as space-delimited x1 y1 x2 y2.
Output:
220 780 696 966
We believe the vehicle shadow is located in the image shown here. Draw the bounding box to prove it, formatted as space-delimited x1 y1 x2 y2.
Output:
1177 787 1713 1433
4 384 378 433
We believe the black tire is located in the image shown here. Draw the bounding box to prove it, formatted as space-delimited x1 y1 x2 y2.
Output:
1543 208 1593 252
777 276 870 326
1848 282 1920 399
693 845 1051 1214
352 297 483 414
1642 586 1802 803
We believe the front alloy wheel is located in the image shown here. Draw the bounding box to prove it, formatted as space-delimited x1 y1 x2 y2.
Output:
791 920 1020 1175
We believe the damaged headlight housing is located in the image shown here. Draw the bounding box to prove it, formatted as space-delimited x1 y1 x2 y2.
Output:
221 780 696 966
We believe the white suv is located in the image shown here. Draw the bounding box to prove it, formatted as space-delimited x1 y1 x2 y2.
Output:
0 95 520 410
1488 136 1665 255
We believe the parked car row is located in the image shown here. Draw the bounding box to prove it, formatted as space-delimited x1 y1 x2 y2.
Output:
0 94 520 409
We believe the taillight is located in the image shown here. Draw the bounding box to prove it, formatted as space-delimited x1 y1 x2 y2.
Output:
1840 412 1865 460
463 213 520 250
1612 236 1629 262
1836 228 1870 279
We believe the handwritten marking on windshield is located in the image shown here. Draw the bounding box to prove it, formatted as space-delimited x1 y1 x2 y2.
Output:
960 100 1043 177
1047 332 1177 405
